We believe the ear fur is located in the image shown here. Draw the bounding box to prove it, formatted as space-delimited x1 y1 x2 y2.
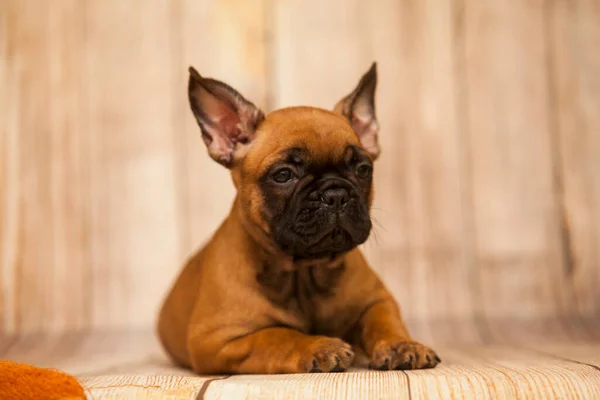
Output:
334 62 380 159
188 67 264 167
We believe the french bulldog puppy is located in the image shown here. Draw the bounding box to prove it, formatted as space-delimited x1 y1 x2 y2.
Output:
158 63 440 374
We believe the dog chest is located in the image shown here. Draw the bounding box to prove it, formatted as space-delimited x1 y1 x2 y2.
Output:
255 262 349 329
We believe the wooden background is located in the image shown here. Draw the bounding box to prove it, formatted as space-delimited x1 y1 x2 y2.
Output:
1 0 599 341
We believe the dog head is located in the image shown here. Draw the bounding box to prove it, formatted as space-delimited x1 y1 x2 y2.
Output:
188 64 379 260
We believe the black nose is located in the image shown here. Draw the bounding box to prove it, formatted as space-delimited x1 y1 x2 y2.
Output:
321 188 349 209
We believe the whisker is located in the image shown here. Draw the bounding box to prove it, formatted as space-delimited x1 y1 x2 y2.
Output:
370 214 388 234
370 207 390 214
367 224 381 247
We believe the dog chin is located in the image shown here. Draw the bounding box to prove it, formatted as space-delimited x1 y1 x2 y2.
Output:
277 224 371 260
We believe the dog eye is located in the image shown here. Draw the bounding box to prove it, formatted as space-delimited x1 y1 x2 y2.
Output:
356 163 372 179
272 168 294 183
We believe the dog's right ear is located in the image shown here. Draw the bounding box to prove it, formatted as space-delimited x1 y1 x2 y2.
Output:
188 67 265 167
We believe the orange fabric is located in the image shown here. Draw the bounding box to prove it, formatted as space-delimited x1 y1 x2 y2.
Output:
0 360 85 400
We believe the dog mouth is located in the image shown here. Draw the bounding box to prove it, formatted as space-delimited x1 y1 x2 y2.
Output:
328 226 348 241
302 226 353 257
289 224 350 242
273 195 372 259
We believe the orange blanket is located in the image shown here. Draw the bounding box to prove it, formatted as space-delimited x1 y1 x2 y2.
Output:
0 360 85 400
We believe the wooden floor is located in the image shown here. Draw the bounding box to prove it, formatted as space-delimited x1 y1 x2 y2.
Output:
1 325 600 399
0 330 192 377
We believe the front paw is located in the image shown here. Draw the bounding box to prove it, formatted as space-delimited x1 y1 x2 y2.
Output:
297 337 355 373
369 338 440 370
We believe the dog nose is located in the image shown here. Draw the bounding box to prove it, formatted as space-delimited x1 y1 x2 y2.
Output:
321 188 349 209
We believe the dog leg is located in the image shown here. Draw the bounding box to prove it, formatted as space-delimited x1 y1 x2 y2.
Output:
358 299 440 370
188 327 355 374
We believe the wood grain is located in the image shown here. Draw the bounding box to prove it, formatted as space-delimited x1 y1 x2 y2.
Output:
0 0 89 334
461 0 572 336
1 331 599 399
273 0 478 344
549 0 600 318
0 330 186 377
84 0 182 329
0 1 13 334
371 0 477 343
176 0 270 256
528 342 600 366
0 0 598 339
82 375 212 399
80 362 600 400
2 2 599 397
408 345 600 400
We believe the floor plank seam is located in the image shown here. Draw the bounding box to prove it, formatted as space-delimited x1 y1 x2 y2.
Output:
400 371 412 400
517 345 600 373
196 375 231 400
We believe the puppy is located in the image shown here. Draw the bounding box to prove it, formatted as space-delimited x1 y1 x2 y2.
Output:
158 63 440 374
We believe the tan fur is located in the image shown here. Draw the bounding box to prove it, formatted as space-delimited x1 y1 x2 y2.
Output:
158 105 439 374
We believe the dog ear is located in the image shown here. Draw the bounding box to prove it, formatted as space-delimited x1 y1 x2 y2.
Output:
334 62 380 159
188 67 265 167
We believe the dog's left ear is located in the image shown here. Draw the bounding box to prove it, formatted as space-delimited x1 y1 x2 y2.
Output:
334 62 380 159
188 67 265 167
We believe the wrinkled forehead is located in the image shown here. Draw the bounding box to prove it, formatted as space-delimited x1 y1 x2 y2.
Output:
244 107 361 174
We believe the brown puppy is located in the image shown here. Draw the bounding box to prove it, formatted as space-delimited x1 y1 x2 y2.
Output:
158 63 440 374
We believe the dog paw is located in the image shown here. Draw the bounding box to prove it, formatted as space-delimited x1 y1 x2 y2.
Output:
369 339 440 370
298 337 355 373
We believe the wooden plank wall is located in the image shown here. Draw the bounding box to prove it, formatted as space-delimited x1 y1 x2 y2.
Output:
0 0 598 337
